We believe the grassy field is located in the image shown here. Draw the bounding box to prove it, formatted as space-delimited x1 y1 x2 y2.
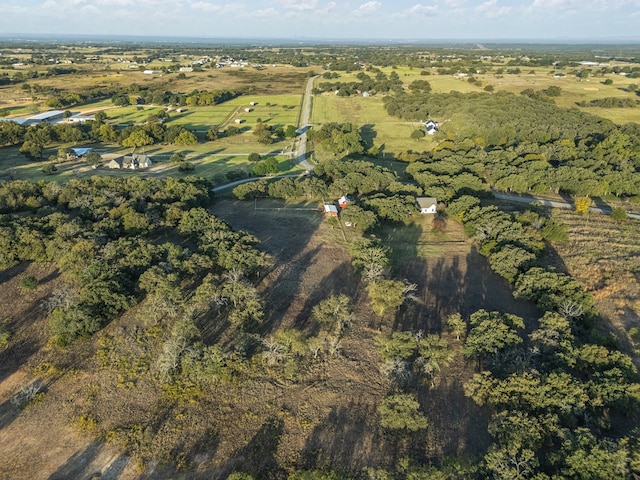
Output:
316 65 640 126
311 94 438 153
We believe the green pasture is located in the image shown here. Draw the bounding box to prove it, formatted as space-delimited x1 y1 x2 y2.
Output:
311 94 438 153
107 105 168 125
374 219 445 266
99 94 302 130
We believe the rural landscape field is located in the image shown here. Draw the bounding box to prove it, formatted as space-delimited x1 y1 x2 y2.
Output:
1 36 640 480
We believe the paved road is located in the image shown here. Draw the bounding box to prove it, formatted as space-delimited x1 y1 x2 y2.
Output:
493 191 640 220
295 75 318 172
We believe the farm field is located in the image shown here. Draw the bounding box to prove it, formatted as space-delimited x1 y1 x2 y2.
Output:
93 94 303 131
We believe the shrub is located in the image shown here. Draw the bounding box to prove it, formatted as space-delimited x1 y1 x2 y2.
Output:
178 162 195 172
611 207 627 222
19 274 39 290
10 382 45 409
41 163 58 175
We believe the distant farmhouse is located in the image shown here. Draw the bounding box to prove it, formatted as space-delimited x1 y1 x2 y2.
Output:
108 153 153 170
425 120 439 135
416 197 438 214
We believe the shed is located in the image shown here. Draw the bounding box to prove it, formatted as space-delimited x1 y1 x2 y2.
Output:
338 196 351 209
24 110 65 126
70 147 92 157
324 204 338 217
416 197 437 214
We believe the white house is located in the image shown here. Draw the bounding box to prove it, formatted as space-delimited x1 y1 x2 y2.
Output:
425 120 439 135
416 197 437 214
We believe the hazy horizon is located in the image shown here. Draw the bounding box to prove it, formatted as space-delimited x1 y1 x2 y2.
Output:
2 1 640 43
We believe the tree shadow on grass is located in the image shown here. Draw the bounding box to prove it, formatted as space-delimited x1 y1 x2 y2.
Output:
360 124 378 150
224 417 285 478
416 375 492 463
0 396 19 432
48 440 128 480
461 245 539 325
292 261 360 335
300 400 385 473
0 337 39 386
209 200 323 335
0 263 28 286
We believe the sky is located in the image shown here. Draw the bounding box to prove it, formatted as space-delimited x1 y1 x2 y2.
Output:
1 0 640 41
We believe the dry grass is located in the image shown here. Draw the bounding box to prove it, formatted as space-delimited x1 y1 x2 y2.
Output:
551 210 640 357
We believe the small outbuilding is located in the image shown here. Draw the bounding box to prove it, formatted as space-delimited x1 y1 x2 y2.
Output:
338 196 351 209
324 204 339 217
416 197 437 214
70 147 93 158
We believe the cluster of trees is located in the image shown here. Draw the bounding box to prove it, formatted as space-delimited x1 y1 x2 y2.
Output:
314 70 404 96
385 90 640 200
455 202 596 324
0 176 229 345
234 154 427 229
111 86 239 107
463 307 640 478
308 122 365 158
2 114 202 160
577 97 638 108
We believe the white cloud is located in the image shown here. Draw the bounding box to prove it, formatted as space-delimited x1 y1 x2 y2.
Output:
277 0 318 11
528 0 579 11
251 7 278 18
405 4 438 16
355 1 382 15
476 0 511 17
191 1 223 12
